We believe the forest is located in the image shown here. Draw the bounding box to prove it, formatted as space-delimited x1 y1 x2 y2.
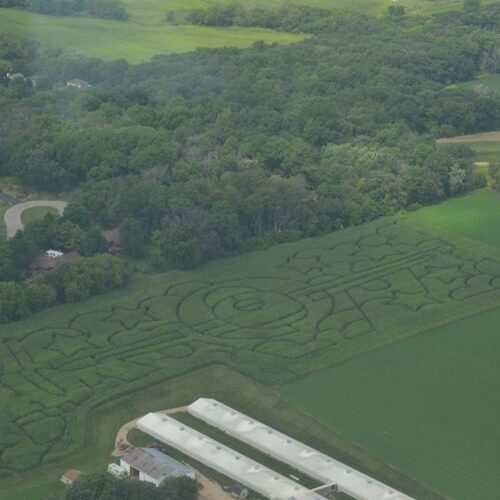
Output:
0 3 499 319
0 0 128 20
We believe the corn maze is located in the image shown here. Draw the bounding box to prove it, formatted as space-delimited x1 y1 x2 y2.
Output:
2 218 500 474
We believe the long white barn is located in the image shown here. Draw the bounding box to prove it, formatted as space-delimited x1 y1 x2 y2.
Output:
188 398 414 500
136 412 323 500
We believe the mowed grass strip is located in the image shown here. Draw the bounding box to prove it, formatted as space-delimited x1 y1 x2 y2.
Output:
407 189 500 248
281 308 500 500
0 8 304 63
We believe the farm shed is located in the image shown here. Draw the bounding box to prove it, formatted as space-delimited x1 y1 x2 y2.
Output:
120 447 195 487
137 413 323 500
188 398 414 500
60 469 81 485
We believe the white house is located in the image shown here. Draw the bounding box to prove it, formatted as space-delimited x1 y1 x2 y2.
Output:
120 447 195 487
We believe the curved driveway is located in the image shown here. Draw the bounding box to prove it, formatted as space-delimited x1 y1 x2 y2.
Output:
4 200 67 238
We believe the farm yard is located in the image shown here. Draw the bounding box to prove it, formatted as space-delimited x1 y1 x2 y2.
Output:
282 308 500 500
2 211 500 496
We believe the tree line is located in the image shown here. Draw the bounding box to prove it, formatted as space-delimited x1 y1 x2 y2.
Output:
64 474 199 500
0 0 128 20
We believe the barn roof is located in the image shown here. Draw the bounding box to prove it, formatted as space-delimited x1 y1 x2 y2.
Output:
122 447 194 482
188 399 413 500
137 413 323 500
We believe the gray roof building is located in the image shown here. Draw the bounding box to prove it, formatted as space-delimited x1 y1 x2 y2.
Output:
121 447 195 485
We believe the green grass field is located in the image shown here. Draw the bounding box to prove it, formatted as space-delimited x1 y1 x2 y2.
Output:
282 308 500 500
0 8 303 63
447 72 500 95
20 206 59 227
2 211 500 497
467 141 500 161
407 189 500 248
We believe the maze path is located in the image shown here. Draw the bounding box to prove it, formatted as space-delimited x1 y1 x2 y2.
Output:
1 220 500 473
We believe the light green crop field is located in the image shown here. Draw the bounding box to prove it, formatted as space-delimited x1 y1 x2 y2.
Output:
0 8 303 62
2 214 500 497
20 206 59 227
447 72 500 95
282 308 500 500
407 189 500 248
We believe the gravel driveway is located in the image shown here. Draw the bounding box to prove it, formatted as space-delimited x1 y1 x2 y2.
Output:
4 200 67 238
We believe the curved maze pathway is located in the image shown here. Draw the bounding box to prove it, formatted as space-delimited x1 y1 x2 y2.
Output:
2 219 500 475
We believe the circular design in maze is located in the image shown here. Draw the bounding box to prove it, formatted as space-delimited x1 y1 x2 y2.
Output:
177 279 307 336
210 289 303 328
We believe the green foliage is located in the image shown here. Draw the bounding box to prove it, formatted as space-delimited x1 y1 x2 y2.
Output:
64 473 199 500
0 0 128 20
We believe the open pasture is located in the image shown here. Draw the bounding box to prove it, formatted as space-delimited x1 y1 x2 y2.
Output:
407 190 500 248
0 8 303 63
282 308 500 500
2 216 500 491
446 72 500 95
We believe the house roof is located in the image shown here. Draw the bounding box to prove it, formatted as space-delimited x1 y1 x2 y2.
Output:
103 228 121 244
62 469 81 482
67 79 90 86
30 251 82 271
122 447 194 482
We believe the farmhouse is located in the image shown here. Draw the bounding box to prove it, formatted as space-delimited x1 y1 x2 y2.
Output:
66 78 90 89
28 251 81 275
60 469 81 485
120 447 195 487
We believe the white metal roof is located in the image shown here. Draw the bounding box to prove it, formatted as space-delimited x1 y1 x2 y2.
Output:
136 412 323 500
188 398 414 500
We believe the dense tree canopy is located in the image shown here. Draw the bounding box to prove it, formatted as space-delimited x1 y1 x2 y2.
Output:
0 4 499 276
64 474 199 500
0 0 128 19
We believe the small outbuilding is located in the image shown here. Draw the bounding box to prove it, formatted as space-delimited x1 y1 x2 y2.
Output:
60 469 81 485
120 447 195 487
231 483 249 499
6 72 25 81
66 79 90 89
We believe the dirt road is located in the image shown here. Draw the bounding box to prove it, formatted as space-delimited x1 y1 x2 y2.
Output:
112 406 188 457
437 131 500 144
112 406 233 500
4 200 67 238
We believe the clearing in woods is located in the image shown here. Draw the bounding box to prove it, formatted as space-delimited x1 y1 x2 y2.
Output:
2 213 500 496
